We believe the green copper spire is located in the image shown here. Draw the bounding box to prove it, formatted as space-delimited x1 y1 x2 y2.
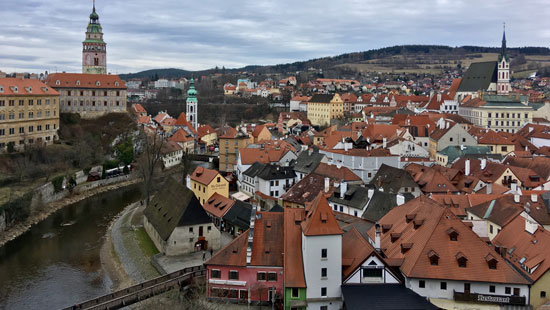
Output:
90 0 99 23
187 78 197 98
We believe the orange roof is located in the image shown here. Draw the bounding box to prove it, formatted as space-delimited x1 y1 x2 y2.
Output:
132 103 147 113
0 78 59 96
168 128 194 143
251 125 267 138
473 129 515 145
284 208 306 287
218 126 239 139
367 196 530 284
281 173 336 206
448 78 462 94
493 216 550 282
362 124 402 141
137 115 151 124
250 211 284 266
44 73 126 89
202 193 234 219
190 166 221 185
314 163 361 182
206 230 248 267
197 124 216 137
301 193 343 236
342 227 381 279
174 112 197 135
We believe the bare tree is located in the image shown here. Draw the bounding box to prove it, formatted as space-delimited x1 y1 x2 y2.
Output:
137 129 165 206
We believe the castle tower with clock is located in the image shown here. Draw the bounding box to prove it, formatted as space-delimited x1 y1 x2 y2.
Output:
82 1 107 74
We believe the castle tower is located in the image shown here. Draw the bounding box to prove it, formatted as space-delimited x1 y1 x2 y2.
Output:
497 24 510 95
82 1 107 74
186 78 198 130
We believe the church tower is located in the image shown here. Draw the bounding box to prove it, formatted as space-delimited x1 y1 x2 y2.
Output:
497 24 510 95
82 1 107 74
186 78 198 130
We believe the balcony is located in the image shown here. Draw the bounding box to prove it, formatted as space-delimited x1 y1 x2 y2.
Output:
453 291 526 306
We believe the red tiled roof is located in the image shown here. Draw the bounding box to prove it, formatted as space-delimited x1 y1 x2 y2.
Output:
168 128 194 143
197 124 216 137
367 196 530 284
250 211 284 266
301 193 343 236
137 115 151 124
190 166 221 185
202 193 235 219
132 103 147 113
251 125 267 138
0 78 59 96
206 230 248 267
284 208 306 287
342 227 380 279
44 73 126 89
281 173 336 206
314 163 361 182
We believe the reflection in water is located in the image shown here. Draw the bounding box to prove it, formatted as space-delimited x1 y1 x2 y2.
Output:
0 185 142 310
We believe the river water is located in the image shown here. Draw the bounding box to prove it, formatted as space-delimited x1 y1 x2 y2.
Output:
0 184 143 310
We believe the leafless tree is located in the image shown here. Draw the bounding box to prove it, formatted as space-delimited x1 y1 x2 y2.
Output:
136 129 165 206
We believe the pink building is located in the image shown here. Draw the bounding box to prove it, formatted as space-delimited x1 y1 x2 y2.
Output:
205 211 284 307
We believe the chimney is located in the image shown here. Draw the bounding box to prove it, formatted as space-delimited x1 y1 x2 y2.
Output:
324 177 330 193
396 194 405 206
514 194 520 203
511 182 518 192
524 202 531 214
481 158 487 170
344 142 349 152
383 137 387 149
340 181 347 198
460 144 465 151
486 182 492 194
368 189 374 199
531 194 538 203
465 159 470 176
337 162 342 169
446 121 449 129
374 223 381 250
437 93 442 102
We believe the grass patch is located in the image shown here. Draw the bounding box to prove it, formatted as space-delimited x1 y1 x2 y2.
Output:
134 227 159 257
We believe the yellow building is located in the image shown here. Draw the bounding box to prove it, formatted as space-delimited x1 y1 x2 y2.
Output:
197 124 217 147
218 126 252 172
190 166 229 205
0 78 60 152
250 124 271 143
459 94 533 134
307 94 344 127
471 129 516 155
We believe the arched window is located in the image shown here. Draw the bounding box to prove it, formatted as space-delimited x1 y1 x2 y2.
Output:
56 80 60 85
76 80 81 86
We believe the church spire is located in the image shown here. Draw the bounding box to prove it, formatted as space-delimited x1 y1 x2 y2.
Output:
501 22 507 53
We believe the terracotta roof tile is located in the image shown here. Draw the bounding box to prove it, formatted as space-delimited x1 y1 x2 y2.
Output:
284 208 306 287
301 193 343 236
190 166 221 185
44 73 126 89
203 193 235 219
0 78 59 96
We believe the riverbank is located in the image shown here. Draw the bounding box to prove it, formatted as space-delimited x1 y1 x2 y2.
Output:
0 177 142 248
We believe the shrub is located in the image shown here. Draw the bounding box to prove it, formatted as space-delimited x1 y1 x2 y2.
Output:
51 175 65 193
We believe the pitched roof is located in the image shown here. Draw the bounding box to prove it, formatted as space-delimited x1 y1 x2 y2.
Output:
301 193 344 236
251 125 267 138
160 140 182 154
197 124 216 137
206 230 248 267
492 216 550 282
250 211 284 266
222 201 252 230
293 150 326 174
202 193 235 219
341 227 380 279
281 173 336 206
190 166 220 185
329 184 371 211
284 208 306 287
371 164 418 193
341 284 438 310
361 191 414 222
44 73 126 89
168 128 194 143
457 61 497 92
0 78 60 96
504 157 550 180
309 94 336 103
405 164 458 194
144 178 212 240
473 129 515 145
367 196 530 284
314 163 361 182
256 165 296 181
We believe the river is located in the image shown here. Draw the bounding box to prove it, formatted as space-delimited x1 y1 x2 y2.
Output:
0 184 143 310
0 161 212 310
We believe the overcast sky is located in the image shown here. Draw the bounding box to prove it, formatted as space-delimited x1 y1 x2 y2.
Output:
0 0 549 74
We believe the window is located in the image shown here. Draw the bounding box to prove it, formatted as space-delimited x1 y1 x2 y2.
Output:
0 129 4 136
28 112 33 118
363 268 382 278
321 268 327 278
490 225 493 234
0 100 4 106
217 177 221 183
321 287 327 297
291 288 299 298
19 127 24 134
229 270 239 280
505 287 511 294
321 248 327 259
440 282 447 290
211 269 221 279
19 100 24 106
9 100 14 106
37 125 42 131
189 227 193 233
320 306 328 310
449 137 453 142
9 128 14 135
257 272 266 281
513 288 520 296
267 272 277 281
464 283 471 293
541 291 547 298
490 285 495 293
229 290 238 298
419 280 425 288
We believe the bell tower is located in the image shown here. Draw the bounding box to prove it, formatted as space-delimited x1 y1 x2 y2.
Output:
497 23 510 95
82 0 107 74
186 78 198 130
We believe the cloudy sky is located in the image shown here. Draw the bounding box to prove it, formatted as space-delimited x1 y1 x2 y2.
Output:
0 0 549 74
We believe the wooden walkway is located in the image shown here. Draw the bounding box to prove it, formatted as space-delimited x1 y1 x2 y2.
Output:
62 265 205 310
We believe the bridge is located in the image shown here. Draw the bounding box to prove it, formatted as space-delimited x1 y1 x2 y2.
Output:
62 265 205 310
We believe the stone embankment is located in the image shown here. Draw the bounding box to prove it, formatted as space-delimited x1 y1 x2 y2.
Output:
0 175 141 248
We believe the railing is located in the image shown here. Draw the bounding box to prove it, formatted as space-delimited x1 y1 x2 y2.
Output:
453 290 526 306
61 265 205 310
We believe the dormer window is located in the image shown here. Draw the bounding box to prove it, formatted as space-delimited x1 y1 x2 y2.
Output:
115 81 119 86
96 81 101 86
0 86 3 93
56 80 60 86
76 80 81 86
486 254 498 270
390 232 401 243
447 227 459 241
13 86 18 93
428 250 439 266
413 219 424 229
382 224 392 233
320 212 328 223
401 243 413 254
406 213 416 223
456 252 468 268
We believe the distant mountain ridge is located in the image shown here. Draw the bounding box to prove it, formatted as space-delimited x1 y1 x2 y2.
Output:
119 44 550 80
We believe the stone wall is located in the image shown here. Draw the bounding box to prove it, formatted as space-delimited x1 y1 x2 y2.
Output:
0 211 6 232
